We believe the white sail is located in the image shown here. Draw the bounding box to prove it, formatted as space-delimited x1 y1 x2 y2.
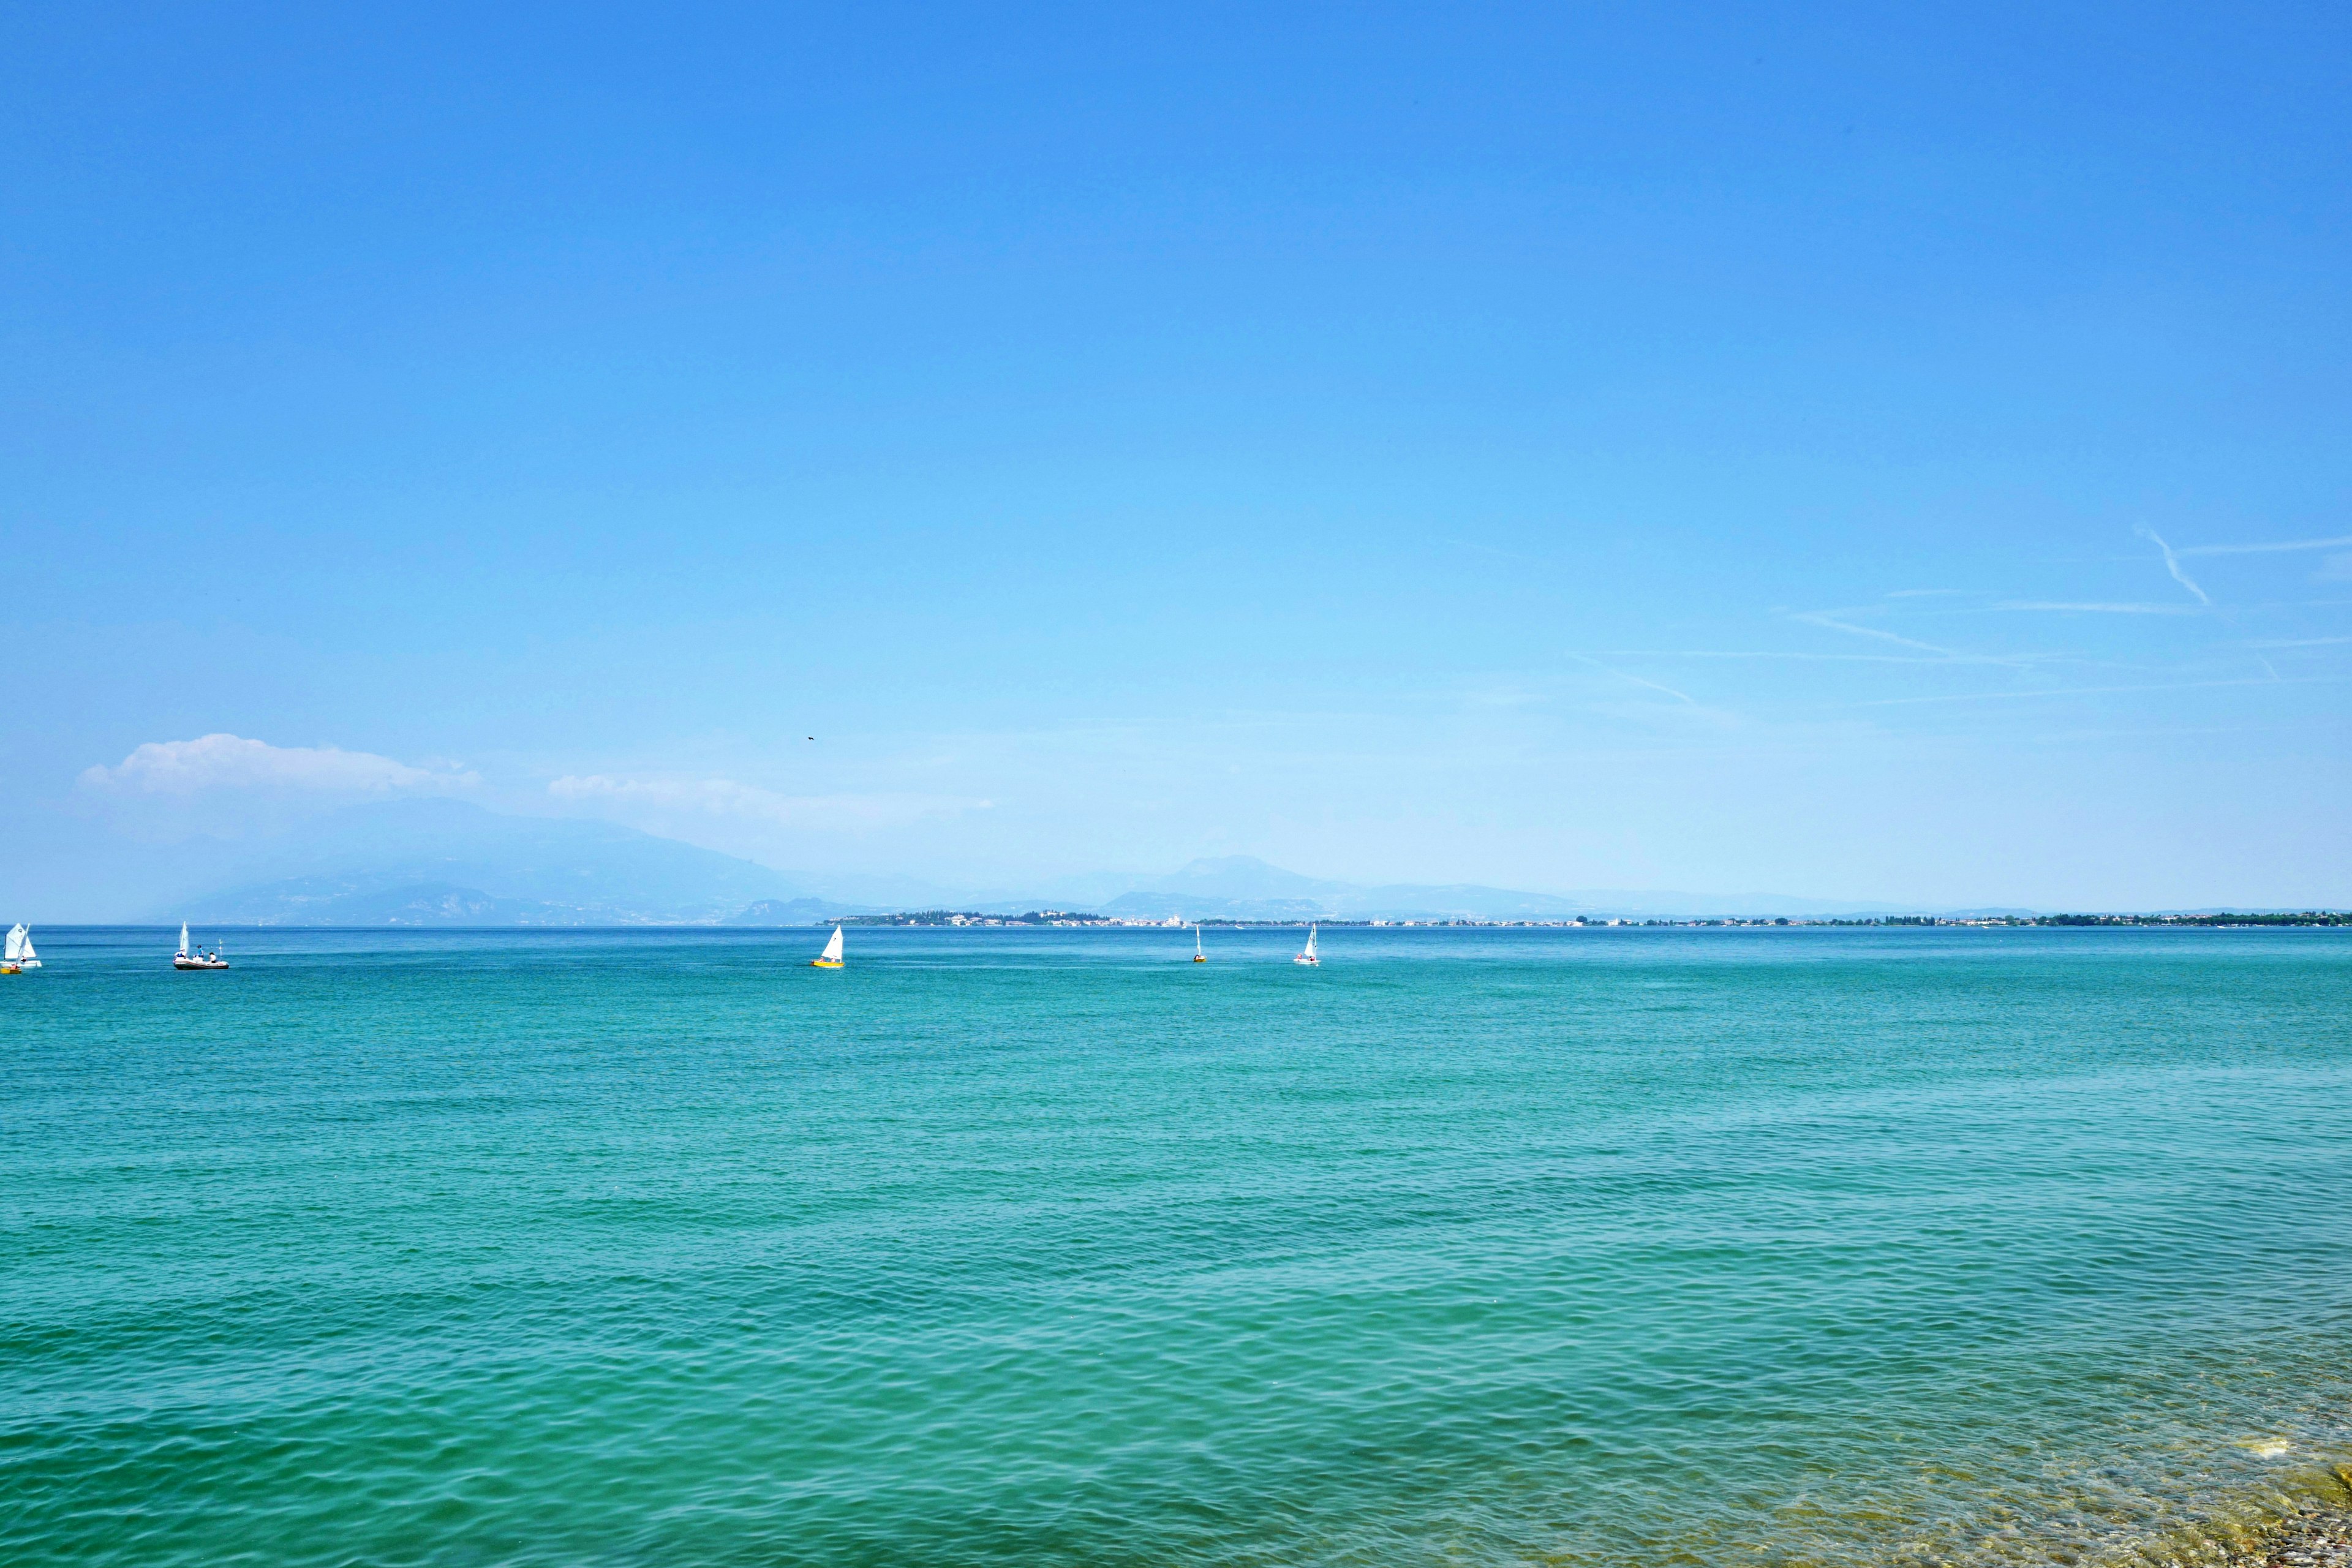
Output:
1304 924 1317 959
820 925 845 963
179 924 190 957
18 927 32 963
4 924 23 962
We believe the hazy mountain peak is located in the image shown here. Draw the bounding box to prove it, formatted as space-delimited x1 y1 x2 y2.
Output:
164 803 1911 926
1149 856 1349 900
171 800 804 924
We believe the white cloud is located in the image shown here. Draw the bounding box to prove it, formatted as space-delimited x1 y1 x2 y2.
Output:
79 733 477 795
548 774 989 829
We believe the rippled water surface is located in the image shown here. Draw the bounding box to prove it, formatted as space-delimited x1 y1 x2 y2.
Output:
4 925 2350 1567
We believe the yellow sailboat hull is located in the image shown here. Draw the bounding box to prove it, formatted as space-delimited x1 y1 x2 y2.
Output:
811 959 843 968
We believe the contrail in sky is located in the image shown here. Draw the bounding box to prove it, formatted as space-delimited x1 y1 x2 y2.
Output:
2176 532 2352 556
2133 525 2210 605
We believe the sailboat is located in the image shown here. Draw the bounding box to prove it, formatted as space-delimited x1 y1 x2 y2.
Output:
1294 923 1319 967
173 923 228 971
2 923 36 971
1193 924 1207 962
811 925 845 968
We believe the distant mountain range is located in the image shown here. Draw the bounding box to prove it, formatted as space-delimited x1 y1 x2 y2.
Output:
176 799 811 925
167 802 1918 925
722 898 878 926
1070 856 1908 922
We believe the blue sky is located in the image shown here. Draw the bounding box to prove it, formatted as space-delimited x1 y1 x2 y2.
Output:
7 1 2351 914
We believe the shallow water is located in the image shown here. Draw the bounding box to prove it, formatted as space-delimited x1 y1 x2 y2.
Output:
3 925 2348 1566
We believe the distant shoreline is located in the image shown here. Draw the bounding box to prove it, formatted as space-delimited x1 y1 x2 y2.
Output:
832 910 2352 930
36 914 2352 932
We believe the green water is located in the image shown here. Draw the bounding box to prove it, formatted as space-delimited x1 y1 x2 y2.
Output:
4 925 2349 1567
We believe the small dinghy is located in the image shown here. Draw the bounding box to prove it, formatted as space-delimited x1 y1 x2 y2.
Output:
173 923 228 971
2 924 37 972
810 925 845 969
1294 923 1320 967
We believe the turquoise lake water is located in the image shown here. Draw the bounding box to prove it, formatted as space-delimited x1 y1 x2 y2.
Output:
4 925 2350 1567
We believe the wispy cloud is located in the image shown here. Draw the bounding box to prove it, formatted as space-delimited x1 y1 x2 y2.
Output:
1459 681 1549 709
1991 600 2201 615
548 774 989 829
2134 525 2211 605
1604 650 1950 663
2176 533 2352 557
1791 611 1959 656
1610 669 1698 704
1567 652 1695 704
1789 610 2051 667
2247 635 2352 648
1855 676 2323 708
1439 537 1544 565
79 734 477 794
